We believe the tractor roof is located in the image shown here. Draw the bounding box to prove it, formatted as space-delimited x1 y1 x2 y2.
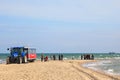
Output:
11 47 24 48
11 46 35 49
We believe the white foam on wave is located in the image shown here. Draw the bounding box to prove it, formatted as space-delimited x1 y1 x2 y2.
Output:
0 60 2 64
108 69 114 72
63 57 68 60
102 60 112 64
83 60 112 68
95 56 120 60
82 62 99 71
0 59 5 64
83 60 120 76
113 57 120 59
100 55 103 57
104 69 115 75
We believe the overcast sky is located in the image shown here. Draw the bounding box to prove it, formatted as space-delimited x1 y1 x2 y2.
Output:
0 0 120 53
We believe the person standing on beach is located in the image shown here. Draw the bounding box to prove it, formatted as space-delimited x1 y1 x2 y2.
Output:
91 54 94 60
41 54 44 62
53 55 56 60
59 54 61 60
81 55 83 60
61 54 63 60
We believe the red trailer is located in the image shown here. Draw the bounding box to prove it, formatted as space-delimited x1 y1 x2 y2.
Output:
25 47 37 62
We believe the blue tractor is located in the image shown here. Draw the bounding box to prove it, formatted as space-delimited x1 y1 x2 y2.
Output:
6 47 28 64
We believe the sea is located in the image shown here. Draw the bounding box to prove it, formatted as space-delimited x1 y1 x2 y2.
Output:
0 53 120 75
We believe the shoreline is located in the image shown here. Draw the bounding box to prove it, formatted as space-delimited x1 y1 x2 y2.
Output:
65 60 120 80
0 60 120 80
77 60 120 79
82 59 120 76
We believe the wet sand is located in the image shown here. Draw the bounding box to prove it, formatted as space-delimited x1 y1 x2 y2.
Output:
0 60 120 80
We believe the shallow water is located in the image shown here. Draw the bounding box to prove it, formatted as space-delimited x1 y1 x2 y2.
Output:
83 59 120 75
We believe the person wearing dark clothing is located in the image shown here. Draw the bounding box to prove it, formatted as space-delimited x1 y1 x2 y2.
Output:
61 54 63 60
91 54 94 60
53 55 56 60
58 54 61 60
41 54 44 62
81 55 83 60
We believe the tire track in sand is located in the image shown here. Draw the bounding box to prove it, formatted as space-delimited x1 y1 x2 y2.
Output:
72 65 98 80
72 64 120 80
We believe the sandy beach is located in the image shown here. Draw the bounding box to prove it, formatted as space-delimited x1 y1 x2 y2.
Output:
0 60 120 80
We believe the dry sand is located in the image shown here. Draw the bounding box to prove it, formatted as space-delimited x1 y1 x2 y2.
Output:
0 60 120 80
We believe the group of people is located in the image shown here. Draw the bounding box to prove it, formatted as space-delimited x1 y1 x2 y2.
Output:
40 54 94 61
40 54 64 62
81 54 94 60
58 54 63 60
41 54 48 62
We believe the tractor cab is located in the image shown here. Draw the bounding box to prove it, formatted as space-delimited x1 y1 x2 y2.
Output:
6 47 37 64
10 47 25 58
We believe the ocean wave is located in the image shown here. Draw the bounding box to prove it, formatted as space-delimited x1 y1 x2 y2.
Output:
104 68 120 75
83 60 120 76
0 59 6 64
95 57 120 60
63 57 68 60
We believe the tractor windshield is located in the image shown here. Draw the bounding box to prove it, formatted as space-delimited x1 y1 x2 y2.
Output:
11 47 23 55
